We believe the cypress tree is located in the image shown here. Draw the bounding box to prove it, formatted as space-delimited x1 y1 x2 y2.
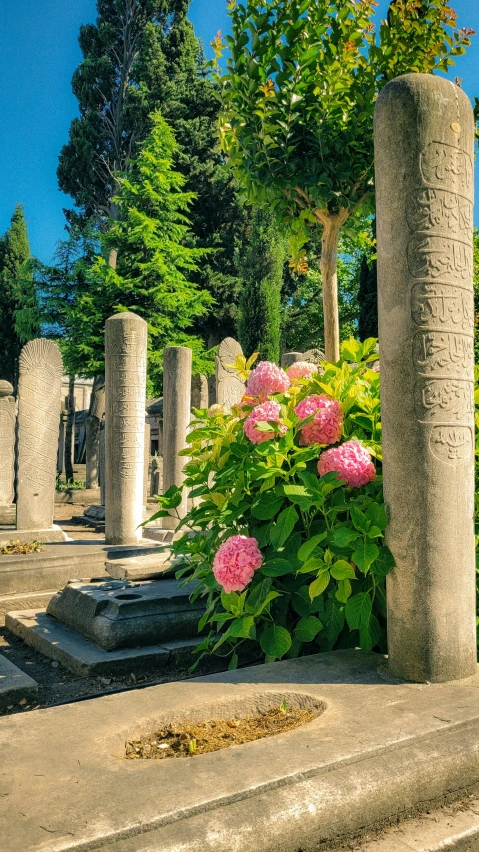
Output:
237 210 285 363
0 205 40 386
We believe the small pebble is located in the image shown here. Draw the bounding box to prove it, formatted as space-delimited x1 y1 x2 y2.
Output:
18 698 27 706
51 661 59 669
100 677 112 686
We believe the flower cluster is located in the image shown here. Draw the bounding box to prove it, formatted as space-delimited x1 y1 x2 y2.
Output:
243 400 287 444
207 403 226 418
295 395 343 446
213 534 263 593
318 440 376 488
286 361 317 381
246 361 290 398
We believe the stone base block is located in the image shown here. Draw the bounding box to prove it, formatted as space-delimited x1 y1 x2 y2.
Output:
2 650 479 852
46 578 203 649
5 609 214 677
0 589 58 626
0 525 69 547
0 653 38 711
55 488 101 505
0 505 15 525
105 551 174 581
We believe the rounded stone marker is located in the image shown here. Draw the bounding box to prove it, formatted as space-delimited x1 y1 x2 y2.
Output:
162 346 192 529
280 352 303 369
104 312 147 545
374 74 476 683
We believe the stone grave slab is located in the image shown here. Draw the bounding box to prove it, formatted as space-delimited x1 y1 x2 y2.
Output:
0 524 68 546
46 578 203 650
0 653 38 711
2 650 479 852
5 609 216 677
105 551 173 581
0 505 15 525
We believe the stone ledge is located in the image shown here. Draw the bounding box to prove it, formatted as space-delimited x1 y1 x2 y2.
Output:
0 525 69 547
0 653 38 711
1 650 479 851
5 609 206 676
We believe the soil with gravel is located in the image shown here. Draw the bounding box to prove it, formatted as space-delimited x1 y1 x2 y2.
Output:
125 706 318 760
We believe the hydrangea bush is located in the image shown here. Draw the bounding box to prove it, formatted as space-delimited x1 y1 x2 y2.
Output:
153 338 394 669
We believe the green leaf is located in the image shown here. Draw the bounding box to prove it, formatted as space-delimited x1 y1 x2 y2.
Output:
359 611 382 652
245 578 272 614
345 592 372 631
228 653 239 671
335 579 352 603
261 558 295 577
297 532 328 562
330 560 356 580
370 546 395 577
331 527 360 548
270 505 298 548
294 615 323 642
251 494 284 520
229 615 255 638
352 542 379 574
260 625 292 659
221 589 241 614
309 570 330 600
350 504 370 533
365 503 388 532
292 586 312 617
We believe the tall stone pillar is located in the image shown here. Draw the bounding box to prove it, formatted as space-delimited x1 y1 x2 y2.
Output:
375 74 476 682
163 346 192 529
0 381 16 508
281 352 303 369
143 422 151 509
191 374 209 409
104 313 147 545
99 422 106 507
85 377 105 489
16 340 63 532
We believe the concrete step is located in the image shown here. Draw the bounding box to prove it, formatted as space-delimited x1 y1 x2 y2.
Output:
0 589 58 626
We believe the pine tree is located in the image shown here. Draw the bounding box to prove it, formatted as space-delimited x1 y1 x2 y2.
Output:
57 0 244 343
67 113 212 394
237 210 285 363
0 205 40 386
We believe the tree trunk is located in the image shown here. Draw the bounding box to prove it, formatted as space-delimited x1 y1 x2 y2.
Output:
65 376 76 484
320 216 342 363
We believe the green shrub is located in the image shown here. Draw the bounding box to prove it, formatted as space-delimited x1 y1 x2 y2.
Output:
152 338 394 671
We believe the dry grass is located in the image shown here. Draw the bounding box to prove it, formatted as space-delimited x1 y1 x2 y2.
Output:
125 704 317 760
0 539 44 555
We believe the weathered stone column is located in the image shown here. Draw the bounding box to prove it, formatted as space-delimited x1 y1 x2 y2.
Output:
85 377 105 489
191 374 209 409
143 422 151 509
16 340 63 531
375 74 476 682
105 313 147 545
162 346 192 529
0 381 16 508
99 422 106 507
281 352 303 369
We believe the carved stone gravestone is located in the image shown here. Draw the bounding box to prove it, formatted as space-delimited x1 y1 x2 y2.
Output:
105 313 147 545
191 374 208 410
375 74 476 682
281 353 303 369
0 381 16 513
16 340 64 533
162 346 192 529
215 338 245 411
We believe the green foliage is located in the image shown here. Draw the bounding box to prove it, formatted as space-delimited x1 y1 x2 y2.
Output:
0 205 40 386
71 114 214 392
357 219 378 341
217 0 472 232
166 338 392 669
237 209 285 361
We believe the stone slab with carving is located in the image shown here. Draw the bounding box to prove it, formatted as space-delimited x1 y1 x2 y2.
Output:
215 337 245 410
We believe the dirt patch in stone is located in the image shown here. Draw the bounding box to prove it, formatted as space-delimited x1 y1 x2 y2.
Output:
126 704 317 760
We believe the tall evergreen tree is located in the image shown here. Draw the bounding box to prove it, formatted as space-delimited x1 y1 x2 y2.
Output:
57 0 244 343
237 210 284 362
0 205 40 386
63 114 212 394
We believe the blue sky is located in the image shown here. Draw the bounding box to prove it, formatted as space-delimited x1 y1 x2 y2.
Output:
0 0 477 263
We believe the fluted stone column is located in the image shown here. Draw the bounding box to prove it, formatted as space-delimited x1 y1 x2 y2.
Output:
105 313 147 545
162 346 192 529
375 74 476 682
281 352 303 369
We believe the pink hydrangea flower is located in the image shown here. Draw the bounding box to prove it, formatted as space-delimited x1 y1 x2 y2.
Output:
244 400 287 444
231 395 256 419
287 361 317 381
207 403 226 417
295 395 343 446
246 361 290 398
318 440 376 488
213 534 263 593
